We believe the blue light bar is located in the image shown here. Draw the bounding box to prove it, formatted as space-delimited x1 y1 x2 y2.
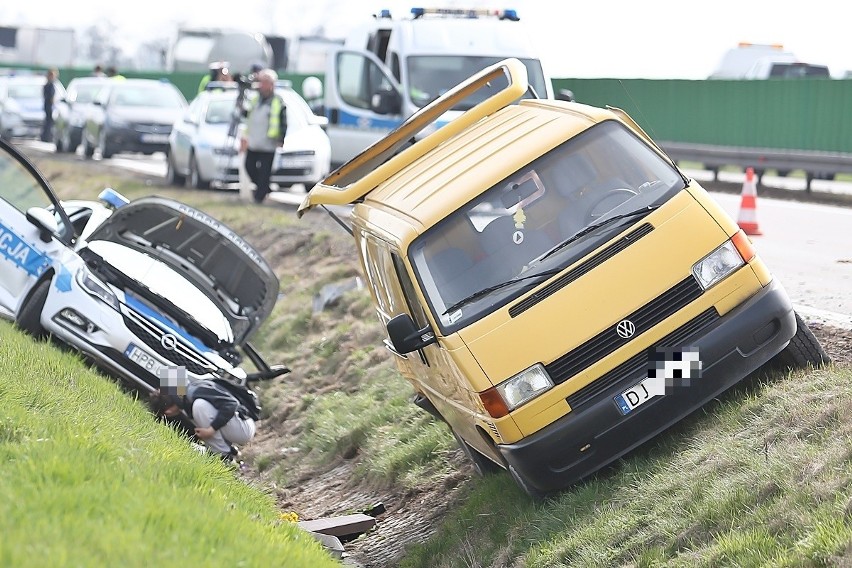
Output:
379 9 393 18
98 187 130 209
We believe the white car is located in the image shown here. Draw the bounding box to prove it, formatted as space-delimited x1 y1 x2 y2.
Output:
0 74 66 140
0 137 285 393
167 82 331 190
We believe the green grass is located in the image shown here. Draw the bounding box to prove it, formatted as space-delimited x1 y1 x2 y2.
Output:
0 322 337 567
400 366 852 567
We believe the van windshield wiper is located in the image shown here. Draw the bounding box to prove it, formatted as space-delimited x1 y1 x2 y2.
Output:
539 205 660 263
442 268 562 315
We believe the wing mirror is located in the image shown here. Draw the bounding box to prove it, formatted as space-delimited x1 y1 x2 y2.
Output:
371 86 402 115
387 313 436 354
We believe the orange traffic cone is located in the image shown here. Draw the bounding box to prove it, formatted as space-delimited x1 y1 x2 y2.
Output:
737 167 762 236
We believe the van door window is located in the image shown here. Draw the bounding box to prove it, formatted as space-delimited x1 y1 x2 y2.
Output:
337 51 395 110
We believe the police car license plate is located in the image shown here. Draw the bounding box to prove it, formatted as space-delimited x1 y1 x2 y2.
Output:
125 343 162 375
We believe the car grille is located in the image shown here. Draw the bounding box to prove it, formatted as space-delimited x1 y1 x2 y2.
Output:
133 123 171 134
545 275 704 386
121 306 215 375
564 307 719 411
273 166 311 176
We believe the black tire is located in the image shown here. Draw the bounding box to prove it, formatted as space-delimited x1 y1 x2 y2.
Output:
189 153 210 189
16 280 50 338
775 312 831 370
54 128 66 152
99 131 114 159
452 430 502 477
508 463 548 501
82 134 95 158
166 153 186 186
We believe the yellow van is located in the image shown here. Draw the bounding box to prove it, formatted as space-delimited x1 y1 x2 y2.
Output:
298 59 829 498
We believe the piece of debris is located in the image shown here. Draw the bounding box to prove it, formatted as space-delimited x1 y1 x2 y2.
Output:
298 513 377 542
312 277 364 313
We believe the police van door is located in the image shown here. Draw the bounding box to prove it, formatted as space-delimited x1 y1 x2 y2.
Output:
325 49 404 166
0 139 72 320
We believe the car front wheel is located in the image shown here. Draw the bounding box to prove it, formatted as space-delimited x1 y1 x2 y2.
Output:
189 152 210 189
166 152 187 186
16 280 50 338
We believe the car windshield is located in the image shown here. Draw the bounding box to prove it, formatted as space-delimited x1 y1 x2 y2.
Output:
72 83 104 103
111 85 185 108
205 99 235 124
408 120 686 333
407 55 547 108
7 84 42 99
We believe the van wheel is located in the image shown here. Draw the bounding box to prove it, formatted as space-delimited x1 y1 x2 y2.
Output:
452 430 502 477
16 280 50 338
508 463 547 501
774 312 831 370
82 134 95 158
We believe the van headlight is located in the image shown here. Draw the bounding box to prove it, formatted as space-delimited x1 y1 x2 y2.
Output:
691 240 744 290
76 268 119 310
496 364 553 411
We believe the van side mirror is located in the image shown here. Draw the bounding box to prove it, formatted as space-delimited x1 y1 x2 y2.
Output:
387 313 436 353
371 86 402 115
556 89 575 102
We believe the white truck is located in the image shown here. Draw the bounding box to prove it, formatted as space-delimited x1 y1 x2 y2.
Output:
320 7 554 166
0 26 75 68
708 42 830 79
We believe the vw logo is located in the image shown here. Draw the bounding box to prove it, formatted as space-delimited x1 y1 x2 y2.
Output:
160 333 178 351
615 320 636 339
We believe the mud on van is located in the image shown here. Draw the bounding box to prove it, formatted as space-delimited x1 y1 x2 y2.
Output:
298 59 829 498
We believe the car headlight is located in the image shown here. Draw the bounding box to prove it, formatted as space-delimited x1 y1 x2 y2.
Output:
76 268 119 310
691 239 745 290
496 364 553 412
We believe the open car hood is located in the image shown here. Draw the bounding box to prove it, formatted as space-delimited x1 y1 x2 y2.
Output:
87 196 279 344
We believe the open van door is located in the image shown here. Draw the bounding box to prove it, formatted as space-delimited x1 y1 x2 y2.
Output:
324 48 405 166
299 58 529 217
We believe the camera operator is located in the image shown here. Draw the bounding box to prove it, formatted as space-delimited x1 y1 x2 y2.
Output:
239 68 287 204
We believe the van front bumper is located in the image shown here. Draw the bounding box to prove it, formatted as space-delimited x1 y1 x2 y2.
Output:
498 279 795 495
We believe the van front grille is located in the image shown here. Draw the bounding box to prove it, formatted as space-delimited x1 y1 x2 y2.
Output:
545 275 703 385
565 307 719 411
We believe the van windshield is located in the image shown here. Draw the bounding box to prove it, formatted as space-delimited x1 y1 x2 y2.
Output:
407 56 547 108
408 120 686 334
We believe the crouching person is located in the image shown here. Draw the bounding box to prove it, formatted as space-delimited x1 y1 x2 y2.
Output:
151 378 256 461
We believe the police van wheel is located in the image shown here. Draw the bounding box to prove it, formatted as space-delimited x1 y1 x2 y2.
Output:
16 280 50 338
775 312 831 370
452 430 502 477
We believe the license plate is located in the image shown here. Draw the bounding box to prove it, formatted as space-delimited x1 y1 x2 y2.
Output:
614 376 665 415
140 133 169 143
125 343 163 375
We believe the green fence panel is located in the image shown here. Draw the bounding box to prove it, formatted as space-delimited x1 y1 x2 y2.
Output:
552 77 852 154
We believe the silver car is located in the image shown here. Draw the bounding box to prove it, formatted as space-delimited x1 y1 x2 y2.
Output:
167 83 331 190
0 74 66 140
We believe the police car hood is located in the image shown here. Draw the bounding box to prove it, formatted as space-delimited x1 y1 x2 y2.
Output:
87 196 279 344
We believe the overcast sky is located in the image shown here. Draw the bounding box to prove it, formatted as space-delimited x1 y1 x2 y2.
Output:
2 0 850 78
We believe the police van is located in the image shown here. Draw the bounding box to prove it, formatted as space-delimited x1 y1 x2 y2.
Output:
322 7 554 165
300 59 829 498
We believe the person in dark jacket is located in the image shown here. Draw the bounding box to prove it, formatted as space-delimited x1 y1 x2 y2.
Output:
151 379 256 459
41 68 58 142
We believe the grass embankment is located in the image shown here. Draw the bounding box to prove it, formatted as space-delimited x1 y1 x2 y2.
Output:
400 365 852 567
0 322 336 567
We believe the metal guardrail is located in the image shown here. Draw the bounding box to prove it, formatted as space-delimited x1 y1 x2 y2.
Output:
660 142 852 190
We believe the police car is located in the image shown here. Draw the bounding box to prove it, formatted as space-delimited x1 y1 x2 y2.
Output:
0 137 282 393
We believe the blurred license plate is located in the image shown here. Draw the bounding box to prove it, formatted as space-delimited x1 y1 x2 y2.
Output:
141 133 169 143
125 343 162 374
614 376 661 415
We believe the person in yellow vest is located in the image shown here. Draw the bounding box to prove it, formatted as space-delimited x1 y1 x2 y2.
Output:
239 68 287 204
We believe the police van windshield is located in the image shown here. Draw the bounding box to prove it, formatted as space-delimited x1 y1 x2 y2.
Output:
407 56 547 108
408 121 685 334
